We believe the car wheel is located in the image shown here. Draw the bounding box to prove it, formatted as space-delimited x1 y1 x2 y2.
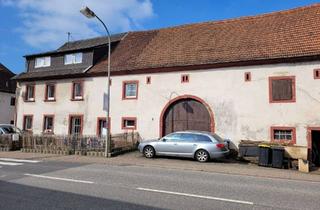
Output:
143 146 155 158
195 149 209 162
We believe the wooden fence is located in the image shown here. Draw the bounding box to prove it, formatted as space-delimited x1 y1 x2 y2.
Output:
19 132 140 156
0 134 12 151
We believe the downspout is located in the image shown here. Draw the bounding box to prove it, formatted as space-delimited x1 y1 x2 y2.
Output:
14 81 21 127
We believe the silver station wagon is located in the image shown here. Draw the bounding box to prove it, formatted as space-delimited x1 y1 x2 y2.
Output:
138 131 229 162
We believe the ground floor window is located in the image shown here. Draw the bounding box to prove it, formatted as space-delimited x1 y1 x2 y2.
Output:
122 117 137 130
97 117 111 136
69 115 83 135
23 115 33 131
271 126 296 144
43 115 54 133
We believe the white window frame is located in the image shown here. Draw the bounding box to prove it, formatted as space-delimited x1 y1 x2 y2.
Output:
35 57 51 68
70 116 82 135
26 85 35 101
24 116 33 131
46 84 55 101
64 53 83 65
43 116 54 133
124 82 138 99
72 82 83 100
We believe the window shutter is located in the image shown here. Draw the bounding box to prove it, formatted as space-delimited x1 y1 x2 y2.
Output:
272 79 293 101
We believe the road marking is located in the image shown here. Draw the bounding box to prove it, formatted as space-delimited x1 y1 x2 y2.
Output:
0 161 23 166
24 173 94 184
137 187 254 205
0 158 41 163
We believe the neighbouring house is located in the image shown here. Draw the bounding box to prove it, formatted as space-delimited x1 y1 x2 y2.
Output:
0 63 16 125
13 4 320 159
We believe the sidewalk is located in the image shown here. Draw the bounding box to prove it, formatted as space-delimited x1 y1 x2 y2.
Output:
1 151 320 182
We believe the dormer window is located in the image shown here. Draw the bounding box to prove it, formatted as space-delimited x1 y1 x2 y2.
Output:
65 53 83 65
35 56 51 68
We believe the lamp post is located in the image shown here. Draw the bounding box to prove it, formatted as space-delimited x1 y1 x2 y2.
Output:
80 6 111 157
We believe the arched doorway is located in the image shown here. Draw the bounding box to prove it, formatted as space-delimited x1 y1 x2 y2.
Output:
160 95 215 137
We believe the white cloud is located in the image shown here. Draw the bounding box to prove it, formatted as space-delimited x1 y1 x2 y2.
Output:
1 0 154 49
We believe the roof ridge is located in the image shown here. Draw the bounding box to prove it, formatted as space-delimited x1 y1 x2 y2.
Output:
0 63 15 76
131 3 320 32
61 32 127 45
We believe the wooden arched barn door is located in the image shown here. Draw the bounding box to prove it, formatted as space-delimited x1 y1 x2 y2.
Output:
162 97 213 136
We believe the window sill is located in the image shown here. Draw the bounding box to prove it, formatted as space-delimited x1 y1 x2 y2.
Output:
43 132 54 135
122 127 136 130
271 140 295 145
44 99 56 102
24 100 35 103
122 97 138 100
71 98 84 101
269 99 296 103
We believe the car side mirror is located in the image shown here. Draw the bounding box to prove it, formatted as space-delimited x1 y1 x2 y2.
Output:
162 138 167 142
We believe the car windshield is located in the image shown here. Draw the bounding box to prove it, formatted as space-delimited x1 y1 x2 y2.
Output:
211 133 225 143
0 126 21 134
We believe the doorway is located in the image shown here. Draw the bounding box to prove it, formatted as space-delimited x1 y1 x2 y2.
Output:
161 98 213 136
311 130 320 166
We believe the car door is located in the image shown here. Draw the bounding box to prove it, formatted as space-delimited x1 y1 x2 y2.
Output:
154 133 181 155
173 133 198 157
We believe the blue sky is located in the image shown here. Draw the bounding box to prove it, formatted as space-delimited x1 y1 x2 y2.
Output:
0 0 319 74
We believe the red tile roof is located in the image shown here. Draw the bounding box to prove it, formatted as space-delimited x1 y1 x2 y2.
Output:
90 4 320 74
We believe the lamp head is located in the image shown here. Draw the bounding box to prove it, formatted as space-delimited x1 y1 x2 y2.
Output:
80 6 96 18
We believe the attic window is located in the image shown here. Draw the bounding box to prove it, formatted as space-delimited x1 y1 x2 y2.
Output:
146 76 151 84
314 69 320 79
244 72 251 82
181 74 189 83
65 53 83 65
35 57 51 68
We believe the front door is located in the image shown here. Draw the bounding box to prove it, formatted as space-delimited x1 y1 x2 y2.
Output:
163 98 211 136
312 131 320 166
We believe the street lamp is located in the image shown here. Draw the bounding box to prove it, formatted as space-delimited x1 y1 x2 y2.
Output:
80 6 111 158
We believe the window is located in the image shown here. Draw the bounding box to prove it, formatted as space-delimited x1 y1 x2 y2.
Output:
72 81 83 100
271 127 296 144
35 57 51 68
269 76 295 103
181 74 189 83
163 133 182 142
23 115 33 131
97 117 111 136
10 97 15 106
10 120 14 125
65 53 83 65
122 81 138 99
146 76 151 84
45 84 55 101
122 117 137 130
195 134 212 142
25 85 35 101
314 69 320 79
43 115 54 133
245 72 251 82
69 115 83 135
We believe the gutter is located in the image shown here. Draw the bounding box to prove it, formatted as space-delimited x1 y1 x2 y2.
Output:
83 65 93 73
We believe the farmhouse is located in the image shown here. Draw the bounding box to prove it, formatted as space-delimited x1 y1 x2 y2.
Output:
14 4 320 157
0 63 16 125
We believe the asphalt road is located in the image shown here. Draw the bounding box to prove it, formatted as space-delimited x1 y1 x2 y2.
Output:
1 158 320 210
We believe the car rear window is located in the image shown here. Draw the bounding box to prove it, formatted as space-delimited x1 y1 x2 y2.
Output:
1 126 15 134
195 134 212 142
211 133 225 143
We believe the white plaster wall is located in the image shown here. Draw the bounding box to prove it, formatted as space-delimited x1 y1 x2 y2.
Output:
16 61 320 147
0 91 15 124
